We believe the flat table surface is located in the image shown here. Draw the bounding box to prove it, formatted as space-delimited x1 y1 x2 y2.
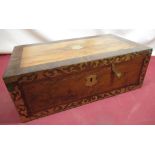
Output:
0 54 155 125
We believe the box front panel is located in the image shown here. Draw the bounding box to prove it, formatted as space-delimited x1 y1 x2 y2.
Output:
20 53 146 116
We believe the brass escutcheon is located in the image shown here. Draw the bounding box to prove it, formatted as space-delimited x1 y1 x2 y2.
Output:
85 74 97 87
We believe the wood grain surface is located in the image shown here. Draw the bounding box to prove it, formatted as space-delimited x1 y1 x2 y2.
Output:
21 36 135 68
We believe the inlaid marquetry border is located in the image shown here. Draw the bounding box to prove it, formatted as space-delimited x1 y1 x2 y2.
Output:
7 50 152 122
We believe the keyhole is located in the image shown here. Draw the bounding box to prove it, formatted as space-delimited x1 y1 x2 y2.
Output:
90 78 93 82
85 74 97 87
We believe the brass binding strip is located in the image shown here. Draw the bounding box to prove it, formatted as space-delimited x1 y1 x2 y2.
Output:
112 63 122 79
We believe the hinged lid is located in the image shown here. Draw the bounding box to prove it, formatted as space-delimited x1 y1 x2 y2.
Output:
3 34 152 82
